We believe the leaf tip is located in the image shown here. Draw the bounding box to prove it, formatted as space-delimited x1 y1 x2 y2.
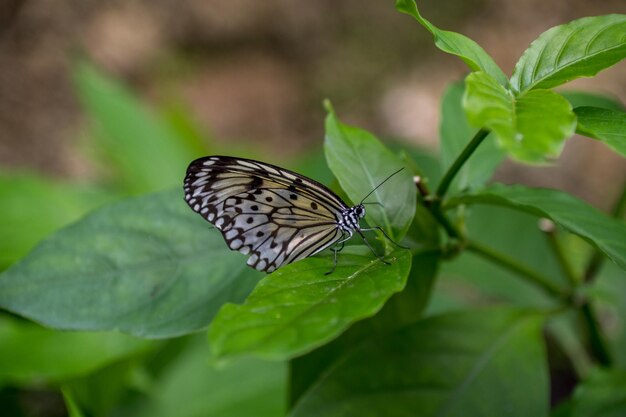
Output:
323 99 335 115
395 0 415 14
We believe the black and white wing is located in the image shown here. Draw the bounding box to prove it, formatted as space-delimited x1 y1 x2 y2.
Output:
183 156 349 273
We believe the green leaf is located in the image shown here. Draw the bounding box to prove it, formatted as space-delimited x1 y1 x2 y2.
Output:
73 61 199 194
290 309 548 417
289 252 437 407
396 0 507 87
575 106 626 157
324 102 416 240
0 171 115 270
0 189 261 338
447 184 626 271
464 72 576 163
561 91 625 112
570 368 626 417
510 15 626 94
209 248 412 360
0 316 151 385
432 205 565 315
440 82 505 192
133 335 287 417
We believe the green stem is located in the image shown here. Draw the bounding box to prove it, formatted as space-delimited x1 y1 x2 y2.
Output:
541 220 578 287
431 201 461 239
467 240 568 299
436 129 490 199
580 301 612 366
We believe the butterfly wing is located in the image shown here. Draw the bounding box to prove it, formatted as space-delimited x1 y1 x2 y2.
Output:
184 156 348 272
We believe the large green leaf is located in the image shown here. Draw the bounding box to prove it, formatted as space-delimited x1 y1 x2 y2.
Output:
290 309 548 417
569 368 626 417
74 61 201 194
209 248 412 360
440 82 504 192
0 189 261 338
0 316 151 385
464 72 576 163
575 106 626 157
447 184 626 271
0 171 115 270
510 15 626 94
396 0 507 87
324 102 416 240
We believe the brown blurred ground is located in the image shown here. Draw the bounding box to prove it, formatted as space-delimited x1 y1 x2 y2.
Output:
0 0 624 208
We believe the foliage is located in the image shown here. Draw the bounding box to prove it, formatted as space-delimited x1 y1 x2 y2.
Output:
1 1 625 416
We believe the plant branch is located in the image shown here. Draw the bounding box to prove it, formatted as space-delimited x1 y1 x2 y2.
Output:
539 219 578 287
436 129 490 199
580 301 612 366
431 201 462 239
466 240 569 299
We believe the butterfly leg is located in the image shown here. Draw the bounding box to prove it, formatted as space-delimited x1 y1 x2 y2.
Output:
360 226 409 249
357 230 390 265
325 231 351 275
325 242 344 275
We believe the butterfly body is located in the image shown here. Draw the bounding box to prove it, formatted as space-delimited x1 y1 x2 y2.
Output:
184 156 397 273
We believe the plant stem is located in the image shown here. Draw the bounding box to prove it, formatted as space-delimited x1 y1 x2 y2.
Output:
431 201 461 239
580 301 612 366
466 240 568 299
540 219 578 287
436 129 490 199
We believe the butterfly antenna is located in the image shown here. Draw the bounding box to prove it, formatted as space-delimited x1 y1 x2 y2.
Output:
359 168 404 204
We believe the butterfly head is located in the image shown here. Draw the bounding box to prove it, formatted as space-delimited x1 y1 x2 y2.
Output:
354 204 366 219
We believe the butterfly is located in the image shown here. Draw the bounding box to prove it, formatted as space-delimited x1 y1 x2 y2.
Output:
183 156 403 274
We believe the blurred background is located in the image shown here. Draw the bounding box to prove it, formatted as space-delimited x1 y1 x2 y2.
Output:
1 0 625 205
1 1 625 416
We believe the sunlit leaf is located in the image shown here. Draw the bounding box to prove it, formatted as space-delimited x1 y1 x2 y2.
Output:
464 72 576 163
510 15 626 93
